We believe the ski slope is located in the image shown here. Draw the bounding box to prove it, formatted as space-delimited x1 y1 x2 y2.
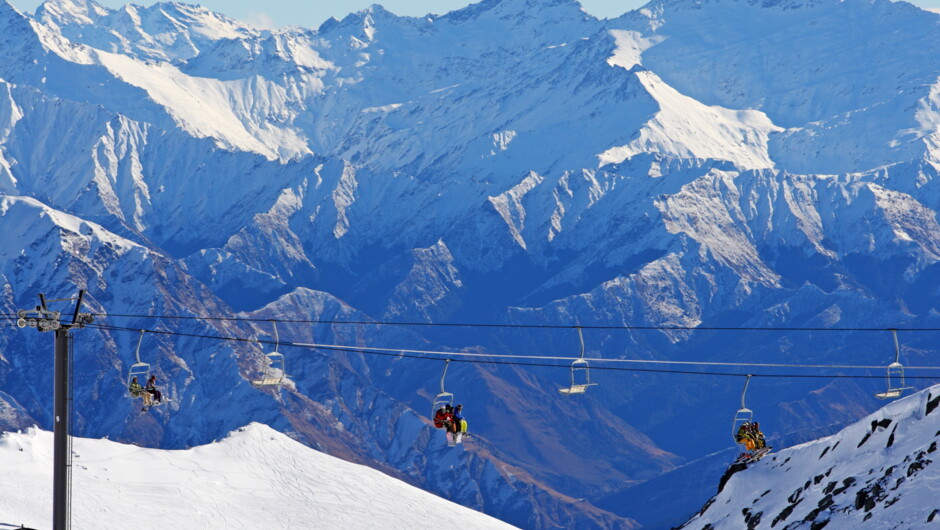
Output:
5 0 940 527
681 385 940 528
0 422 517 529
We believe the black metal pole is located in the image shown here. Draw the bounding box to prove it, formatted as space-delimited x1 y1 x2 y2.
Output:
53 328 70 530
19 290 83 529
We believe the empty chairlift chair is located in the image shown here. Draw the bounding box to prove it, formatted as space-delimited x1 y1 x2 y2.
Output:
874 329 914 400
253 321 286 387
558 327 597 395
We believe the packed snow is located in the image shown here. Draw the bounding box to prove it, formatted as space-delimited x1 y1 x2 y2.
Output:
682 384 940 529
0 422 517 529
4 0 940 527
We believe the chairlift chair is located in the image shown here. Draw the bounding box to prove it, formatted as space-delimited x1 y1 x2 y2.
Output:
874 329 914 400
126 330 151 398
253 321 286 387
558 327 597 395
431 359 454 417
732 375 754 445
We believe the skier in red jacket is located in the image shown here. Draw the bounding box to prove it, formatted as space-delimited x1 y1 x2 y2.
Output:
433 405 453 430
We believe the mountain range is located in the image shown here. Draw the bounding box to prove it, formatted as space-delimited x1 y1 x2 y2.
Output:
2 0 940 527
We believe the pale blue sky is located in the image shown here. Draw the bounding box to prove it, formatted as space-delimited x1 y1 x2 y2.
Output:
9 0 940 29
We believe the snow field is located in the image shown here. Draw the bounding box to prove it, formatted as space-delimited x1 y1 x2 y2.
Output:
687 385 940 528
0 422 517 529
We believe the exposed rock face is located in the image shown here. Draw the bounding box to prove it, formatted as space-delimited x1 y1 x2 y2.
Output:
3 0 940 526
681 387 940 529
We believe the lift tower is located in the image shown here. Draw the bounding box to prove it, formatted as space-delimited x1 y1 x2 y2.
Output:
17 290 93 530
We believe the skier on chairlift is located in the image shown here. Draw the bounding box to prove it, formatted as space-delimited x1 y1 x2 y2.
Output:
145 374 163 406
735 421 768 462
753 422 766 449
433 404 453 431
128 376 153 411
736 422 755 451
452 404 468 441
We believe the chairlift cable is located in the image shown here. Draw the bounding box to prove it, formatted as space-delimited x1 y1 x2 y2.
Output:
84 322 940 381
87 322 940 372
81 312 940 333
88 322 905 370
268 340 940 372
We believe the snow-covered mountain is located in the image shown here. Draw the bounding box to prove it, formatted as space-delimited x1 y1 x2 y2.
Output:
680 384 940 529
0 193 630 528
34 0 256 62
2 0 940 527
0 422 518 529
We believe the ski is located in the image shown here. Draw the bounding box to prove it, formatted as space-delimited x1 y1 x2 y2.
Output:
733 446 772 465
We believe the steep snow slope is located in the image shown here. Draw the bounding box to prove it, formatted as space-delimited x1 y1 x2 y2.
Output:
596 70 780 169
613 0 940 173
0 0 307 160
34 0 256 62
0 77 309 252
9 0 789 168
0 422 517 529
4 0 940 527
681 384 940 529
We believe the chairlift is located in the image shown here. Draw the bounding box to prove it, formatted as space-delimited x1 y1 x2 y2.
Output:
126 330 151 398
732 374 754 445
431 359 454 417
558 327 597 395
874 329 914 400
253 320 286 387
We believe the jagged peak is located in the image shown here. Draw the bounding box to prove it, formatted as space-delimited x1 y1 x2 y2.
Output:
34 0 109 25
324 3 411 34
312 3 437 42
148 1 250 26
0 0 24 16
0 195 145 255
334 3 401 26
36 0 255 34
0 0 32 29
316 16 341 33
359 3 396 18
639 0 796 11
445 0 595 22
31 0 258 62
0 0 45 55
314 0 597 38
639 0 906 14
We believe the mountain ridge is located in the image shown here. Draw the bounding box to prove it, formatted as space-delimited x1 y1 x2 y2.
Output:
681 384 940 529
0 422 521 528
2 0 940 527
